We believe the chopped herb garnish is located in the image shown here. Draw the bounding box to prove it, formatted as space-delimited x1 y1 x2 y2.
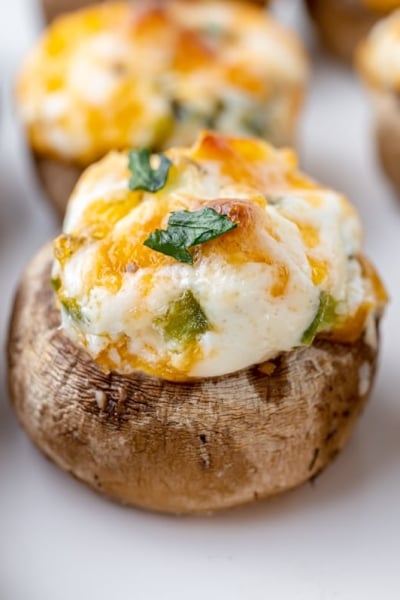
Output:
170 99 188 122
50 277 61 292
201 23 225 38
60 298 84 323
267 196 284 206
204 99 225 128
241 112 266 138
170 98 224 129
301 292 337 346
156 290 209 345
128 148 171 193
144 207 237 264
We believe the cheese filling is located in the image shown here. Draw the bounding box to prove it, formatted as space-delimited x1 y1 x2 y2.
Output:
52 132 387 381
17 1 308 164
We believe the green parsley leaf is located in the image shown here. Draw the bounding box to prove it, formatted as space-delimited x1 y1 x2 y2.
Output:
156 290 209 345
143 207 238 264
301 292 338 346
128 148 172 193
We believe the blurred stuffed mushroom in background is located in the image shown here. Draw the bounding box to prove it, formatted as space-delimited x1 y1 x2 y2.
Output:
357 9 400 195
16 0 308 216
305 0 400 63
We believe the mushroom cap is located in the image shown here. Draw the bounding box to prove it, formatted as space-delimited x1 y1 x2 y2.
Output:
8 244 379 514
305 0 384 63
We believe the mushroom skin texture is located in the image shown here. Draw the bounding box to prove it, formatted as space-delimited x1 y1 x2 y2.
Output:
8 244 379 515
34 156 83 219
41 0 269 23
305 0 398 63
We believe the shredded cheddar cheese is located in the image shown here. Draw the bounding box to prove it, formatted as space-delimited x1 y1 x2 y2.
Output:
52 132 387 381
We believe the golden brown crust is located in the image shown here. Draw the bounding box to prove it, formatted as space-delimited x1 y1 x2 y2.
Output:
305 0 384 63
41 0 268 23
7 244 378 514
34 154 83 219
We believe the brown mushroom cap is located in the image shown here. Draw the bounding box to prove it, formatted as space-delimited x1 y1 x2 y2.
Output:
8 244 379 514
34 156 83 220
305 0 384 63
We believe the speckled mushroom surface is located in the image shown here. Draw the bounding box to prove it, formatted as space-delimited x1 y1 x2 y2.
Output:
8 244 381 514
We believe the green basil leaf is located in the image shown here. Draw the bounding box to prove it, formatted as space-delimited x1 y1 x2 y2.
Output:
144 207 238 264
301 291 338 346
156 290 209 345
128 148 172 193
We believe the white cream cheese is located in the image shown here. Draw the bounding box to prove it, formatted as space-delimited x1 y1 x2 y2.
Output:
52 133 386 381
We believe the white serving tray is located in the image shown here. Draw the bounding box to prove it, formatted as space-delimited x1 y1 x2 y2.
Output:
1 2 399 599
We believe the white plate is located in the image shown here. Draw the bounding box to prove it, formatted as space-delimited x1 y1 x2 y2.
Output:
1 2 399 599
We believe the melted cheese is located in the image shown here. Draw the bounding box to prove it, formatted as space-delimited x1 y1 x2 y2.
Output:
52 132 387 381
357 9 400 89
17 1 308 165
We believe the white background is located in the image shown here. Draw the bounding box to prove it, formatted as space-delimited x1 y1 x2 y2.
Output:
1 2 399 599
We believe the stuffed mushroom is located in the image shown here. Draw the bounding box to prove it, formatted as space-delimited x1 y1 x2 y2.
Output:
305 0 400 62
7 131 387 514
357 10 400 195
16 0 308 216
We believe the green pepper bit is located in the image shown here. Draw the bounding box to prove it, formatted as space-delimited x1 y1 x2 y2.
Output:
60 297 85 324
301 291 338 346
156 290 209 346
